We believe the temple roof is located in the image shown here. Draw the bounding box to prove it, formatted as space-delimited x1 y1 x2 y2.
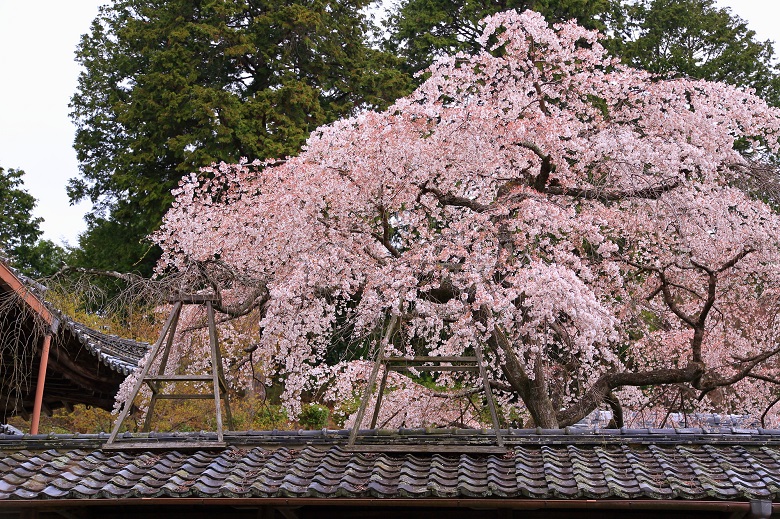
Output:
0 260 148 418
59 317 148 377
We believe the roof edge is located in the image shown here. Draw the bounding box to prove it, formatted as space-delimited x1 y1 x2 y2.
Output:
3 426 780 450
0 497 773 512
0 261 56 330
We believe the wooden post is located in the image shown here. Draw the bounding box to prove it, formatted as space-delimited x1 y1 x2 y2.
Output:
0 262 59 435
348 315 397 447
369 365 390 429
142 304 182 432
207 301 225 442
30 333 52 435
475 342 504 447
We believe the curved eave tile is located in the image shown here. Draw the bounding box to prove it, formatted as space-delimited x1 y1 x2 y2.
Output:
62 317 149 376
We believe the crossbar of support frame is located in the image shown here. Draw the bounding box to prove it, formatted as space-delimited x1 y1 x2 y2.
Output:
347 333 505 450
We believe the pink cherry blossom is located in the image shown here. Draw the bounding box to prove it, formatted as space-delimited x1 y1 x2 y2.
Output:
136 10 780 429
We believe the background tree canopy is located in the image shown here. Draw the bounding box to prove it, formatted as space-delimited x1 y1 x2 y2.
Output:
0 166 65 277
615 0 780 105
384 0 622 75
385 0 780 97
69 0 780 275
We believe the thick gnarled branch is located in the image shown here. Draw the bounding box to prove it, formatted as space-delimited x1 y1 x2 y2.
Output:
419 184 489 213
546 180 680 201
556 363 705 427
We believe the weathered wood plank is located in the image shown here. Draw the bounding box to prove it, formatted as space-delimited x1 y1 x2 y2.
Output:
103 441 227 451
346 444 507 454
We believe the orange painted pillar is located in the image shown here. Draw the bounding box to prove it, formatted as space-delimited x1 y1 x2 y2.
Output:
30 333 52 435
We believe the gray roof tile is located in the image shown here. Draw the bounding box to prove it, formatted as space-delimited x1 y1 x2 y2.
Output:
2 429 780 504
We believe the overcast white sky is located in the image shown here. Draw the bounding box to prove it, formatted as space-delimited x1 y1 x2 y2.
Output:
0 0 778 247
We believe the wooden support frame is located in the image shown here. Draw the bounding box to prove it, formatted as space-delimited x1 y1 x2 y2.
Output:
347 316 396 447
347 316 505 451
103 295 233 450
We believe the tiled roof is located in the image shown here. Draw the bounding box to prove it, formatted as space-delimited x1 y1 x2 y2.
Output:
1 428 780 503
1 260 149 376
62 317 148 376
1 260 149 417
0 424 21 436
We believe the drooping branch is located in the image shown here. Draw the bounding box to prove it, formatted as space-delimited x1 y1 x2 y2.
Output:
48 265 183 311
52 262 271 321
430 380 513 398
728 160 780 205
746 373 780 385
214 286 270 318
515 141 554 192
371 204 401 258
694 343 780 397
518 139 681 201
628 248 754 365
418 176 680 218
516 140 549 162
762 394 780 428
484 322 532 398
419 181 536 218
533 82 550 116
687 248 754 363
194 260 271 318
655 269 698 329
52 266 145 284
690 247 754 276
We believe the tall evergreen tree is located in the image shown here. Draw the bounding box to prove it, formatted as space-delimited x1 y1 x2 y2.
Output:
70 0 412 275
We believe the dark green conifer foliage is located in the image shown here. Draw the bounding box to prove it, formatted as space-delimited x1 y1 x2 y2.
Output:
0 166 65 277
616 0 780 105
384 0 779 105
385 0 621 75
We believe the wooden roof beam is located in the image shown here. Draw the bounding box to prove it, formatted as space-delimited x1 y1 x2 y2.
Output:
0 262 59 332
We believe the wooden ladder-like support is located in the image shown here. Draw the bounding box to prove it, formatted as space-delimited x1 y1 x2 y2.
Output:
347 320 504 452
103 294 233 450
